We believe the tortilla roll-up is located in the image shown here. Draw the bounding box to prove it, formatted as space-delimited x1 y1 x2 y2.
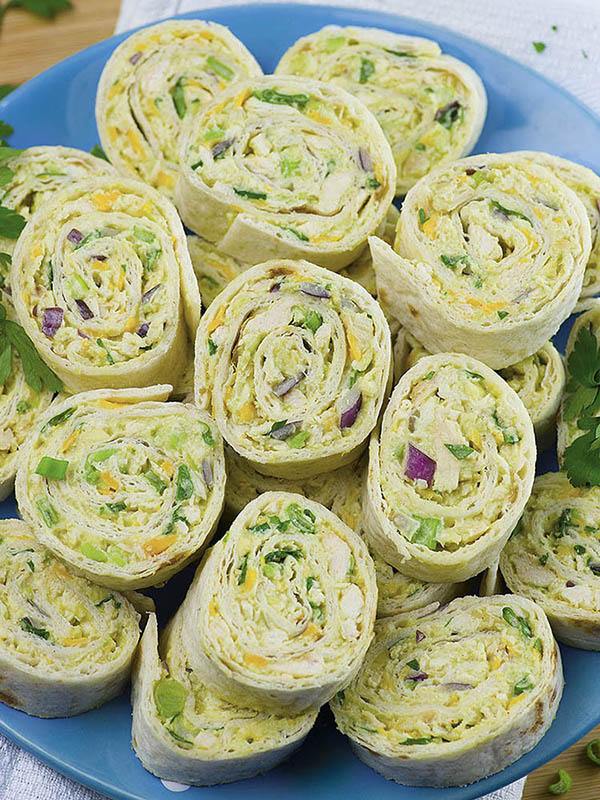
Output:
15 385 225 590
96 20 262 197
501 472 600 650
224 450 465 618
194 260 391 480
394 329 565 449
364 353 536 583
0 146 116 267
515 151 600 300
0 518 141 718
132 613 317 786
176 76 396 271
331 594 563 787
557 300 600 465
180 491 377 712
275 26 486 195
10 177 201 392
372 152 590 368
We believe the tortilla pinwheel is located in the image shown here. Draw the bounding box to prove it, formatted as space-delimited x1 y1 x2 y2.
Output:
0 518 141 718
176 76 396 270
501 472 600 650
331 595 563 786
132 613 317 786
9 177 200 392
364 352 536 583
15 385 225 590
180 491 377 712
371 152 591 368
194 259 391 479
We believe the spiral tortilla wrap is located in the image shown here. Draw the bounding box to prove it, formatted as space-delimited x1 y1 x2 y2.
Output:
176 76 396 270
9 177 200 392
331 594 563 787
15 385 225 590
501 472 600 650
372 152 590 368
364 352 536 583
131 613 317 786
0 518 141 718
394 328 565 449
96 20 262 197
275 26 486 195
180 491 377 712
194 259 391 479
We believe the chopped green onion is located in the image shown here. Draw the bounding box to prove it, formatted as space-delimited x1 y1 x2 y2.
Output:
444 443 475 459
206 56 234 81
19 617 49 639
36 498 58 527
80 542 108 562
35 456 69 480
175 464 194 502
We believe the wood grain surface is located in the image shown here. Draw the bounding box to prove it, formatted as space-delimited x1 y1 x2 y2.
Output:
0 3 599 799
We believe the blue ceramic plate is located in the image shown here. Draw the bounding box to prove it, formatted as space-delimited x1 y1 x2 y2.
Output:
1 4 599 799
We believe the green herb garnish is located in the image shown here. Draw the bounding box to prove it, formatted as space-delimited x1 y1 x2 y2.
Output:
252 88 309 110
0 205 26 239
532 41 547 54
0 303 62 393
359 57 375 83
19 617 49 639
444 443 474 459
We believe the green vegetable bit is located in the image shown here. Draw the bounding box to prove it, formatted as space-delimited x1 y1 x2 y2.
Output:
154 677 187 719
288 430 310 448
80 542 108 563
90 144 109 161
0 206 26 239
286 503 316 534
252 88 310 110
359 58 375 83
145 469 167 495
490 199 532 226
418 208 429 226
532 41 547 54
548 769 572 795
19 617 49 640
175 464 194 502
199 421 214 446
264 546 304 563
206 56 234 81
35 456 69 480
234 188 267 200
170 77 187 119
237 553 249 585
42 406 75 430
411 517 441 551
513 675 534 695
36 498 58 527
207 336 218 355
96 338 115 365
586 738 600 766
440 254 469 270
401 737 432 746
497 310 509 320
502 606 533 638
444 443 474 459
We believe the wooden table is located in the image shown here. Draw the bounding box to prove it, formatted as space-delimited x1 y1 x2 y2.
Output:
1 4 600 799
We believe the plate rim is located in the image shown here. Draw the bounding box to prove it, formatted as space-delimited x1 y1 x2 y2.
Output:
0 4 599 799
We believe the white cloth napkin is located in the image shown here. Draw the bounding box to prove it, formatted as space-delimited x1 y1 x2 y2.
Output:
2 0 599 798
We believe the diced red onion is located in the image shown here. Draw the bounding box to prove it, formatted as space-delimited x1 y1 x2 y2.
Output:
137 322 149 338
407 670 428 682
443 682 473 691
566 580 576 587
273 372 304 397
589 562 600 575
91 254 107 262
300 282 330 299
415 629 425 643
75 299 93 320
270 282 281 293
212 138 234 159
77 329 90 339
129 51 142 65
202 459 213 488
269 421 299 440
405 443 436 486
340 388 362 429
358 147 373 172
67 228 83 245
142 284 161 303
42 307 64 337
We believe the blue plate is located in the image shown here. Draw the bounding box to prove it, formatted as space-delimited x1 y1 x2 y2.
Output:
1 4 599 799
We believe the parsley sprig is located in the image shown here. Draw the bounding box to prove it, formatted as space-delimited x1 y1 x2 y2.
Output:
0 303 62 393
562 323 600 486
0 0 72 28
